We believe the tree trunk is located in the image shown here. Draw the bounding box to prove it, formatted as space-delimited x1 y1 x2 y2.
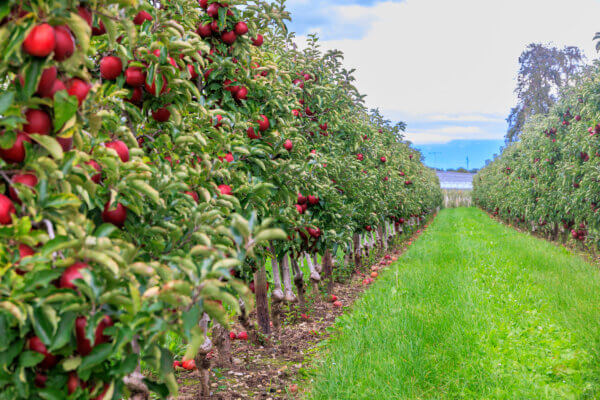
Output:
254 263 270 335
322 248 334 295
305 252 321 294
270 256 284 301
353 233 362 269
281 254 296 303
211 322 232 366
290 256 306 311
194 313 213 398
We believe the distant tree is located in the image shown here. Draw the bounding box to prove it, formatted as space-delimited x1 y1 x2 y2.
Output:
506 43 585 142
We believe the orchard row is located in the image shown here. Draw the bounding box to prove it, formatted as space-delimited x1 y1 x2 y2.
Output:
474 65 600 246
0 0 441 399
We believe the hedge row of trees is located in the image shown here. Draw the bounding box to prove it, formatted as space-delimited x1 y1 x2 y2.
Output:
0 0 442 398
474 63 600 247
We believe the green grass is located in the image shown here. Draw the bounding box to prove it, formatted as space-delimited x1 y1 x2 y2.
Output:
308 208 600 399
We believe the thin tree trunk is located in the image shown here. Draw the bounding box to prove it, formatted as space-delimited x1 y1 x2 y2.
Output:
290 256 306 311
195 313 212 398
281 254 296 303
254 263 270 335
211 322 232 366
322 249 334 295
305 252 321 294
353 233 361 269
270 256 284 301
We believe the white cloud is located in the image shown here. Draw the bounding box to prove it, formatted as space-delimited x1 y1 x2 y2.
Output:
405 125 504 144
294 0 600 143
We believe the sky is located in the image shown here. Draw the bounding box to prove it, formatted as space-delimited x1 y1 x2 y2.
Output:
286 0 600 169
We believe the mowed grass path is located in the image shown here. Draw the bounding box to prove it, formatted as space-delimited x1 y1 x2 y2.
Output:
309 208 600 399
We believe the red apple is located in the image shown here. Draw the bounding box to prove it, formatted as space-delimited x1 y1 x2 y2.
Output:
184 190 199 203
308 195 318 205
57 136 73 152
67 372 80 395
356 153 363 161
380 156 386 163
60 262 88 289
252 34 264 46
182 359 196 370
234 86 248 100
229 331 236 340
36 66 57 96
199 0 209 9
284 139 293 151
8 173 37 203
152 107 171 122
125 66 145 87
133 10 153 25
257 115 270 131
234 21 248 35
94 315 113 345
105 140 129 162
22 24 55 57
188 64 199 79
77 6 93 27
247 126 261 139
236 331 248 340
144 74 168 96
206 3 220 18
86 159 102 183
44 79 67 99
221 31 237 45
23 109 52 135
196 22 212 38
102 201 127 227
0 131 30 163
100 56 123 80
0 194 16 225
297 193 307 204
28 336 57 369
53 25 75 61
333 300 342 307
218 184 232 195
295 204 303 214
126 87 143 104
66 78 91 105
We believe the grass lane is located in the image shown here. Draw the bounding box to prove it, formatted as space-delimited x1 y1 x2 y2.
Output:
308 207 600 399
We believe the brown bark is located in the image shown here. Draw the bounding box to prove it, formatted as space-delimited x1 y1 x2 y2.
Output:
290 257 306 311
254 263 271 335
211 322 232 366
322 249 334 295
353 233 361 270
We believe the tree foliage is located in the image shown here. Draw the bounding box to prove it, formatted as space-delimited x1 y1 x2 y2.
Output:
506 43 585 143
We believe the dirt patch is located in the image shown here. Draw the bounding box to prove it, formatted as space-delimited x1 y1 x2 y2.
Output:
176 225 430 400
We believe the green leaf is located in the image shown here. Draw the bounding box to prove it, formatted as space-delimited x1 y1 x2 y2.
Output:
41 236 80 257
78 343 113 372
94 223 118 238
28 134 64 160
31 306 58 345
0 90 15 113
21 59 44 100
43 193 81 209
182 304 201 340
52 90 79 132
49 312 76 352
18 351 44 368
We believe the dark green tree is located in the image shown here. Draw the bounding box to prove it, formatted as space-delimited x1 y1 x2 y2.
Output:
506 43 585 142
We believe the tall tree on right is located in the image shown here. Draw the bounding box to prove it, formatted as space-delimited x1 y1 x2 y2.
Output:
506 44 585 143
